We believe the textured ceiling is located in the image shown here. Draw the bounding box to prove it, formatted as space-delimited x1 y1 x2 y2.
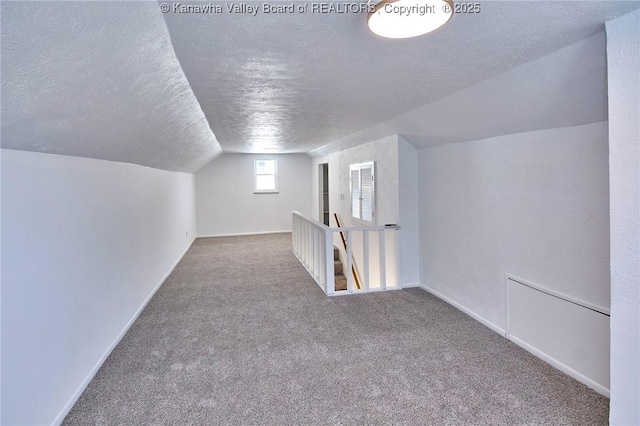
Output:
310 31 609 157
164 0 639 154
1 1 638 171
1 1 221 172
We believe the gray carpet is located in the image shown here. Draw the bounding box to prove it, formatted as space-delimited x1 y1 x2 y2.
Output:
64 233 608 425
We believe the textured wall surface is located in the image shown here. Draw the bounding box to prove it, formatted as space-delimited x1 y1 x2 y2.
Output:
1 149 197 425
1 2 221 172
195 153 312 236
328 136 399 228
606 9 640 425
418 122 610 328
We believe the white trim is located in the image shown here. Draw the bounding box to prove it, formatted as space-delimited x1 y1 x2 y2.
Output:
401 282 421 288
52 238 197 426
328 286 403 296
504 273 511 337
292 211 399 232
506 273 610 316
197 230 291 238
418 283 506 337
254 157 278 193
508 335 610 397
349 161 375 225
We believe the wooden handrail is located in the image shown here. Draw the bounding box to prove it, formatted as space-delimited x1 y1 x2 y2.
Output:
334 213 362 290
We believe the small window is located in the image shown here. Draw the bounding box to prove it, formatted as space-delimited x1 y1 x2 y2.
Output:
254 158 278 193
350 161 375 224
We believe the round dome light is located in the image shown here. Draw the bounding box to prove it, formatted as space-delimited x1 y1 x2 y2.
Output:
367 0 454 39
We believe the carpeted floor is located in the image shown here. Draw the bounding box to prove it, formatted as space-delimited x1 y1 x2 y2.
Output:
64 233 608 425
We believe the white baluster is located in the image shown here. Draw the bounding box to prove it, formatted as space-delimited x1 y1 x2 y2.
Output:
326 230 335 295
363 230 369 291
379 229 386 290
395 229 401 288
346 230 353 293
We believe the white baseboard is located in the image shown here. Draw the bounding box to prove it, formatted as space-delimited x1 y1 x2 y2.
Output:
198 230 291 238
418 283 506 337
509 335 610 397
401 282 421 288
329 286 403 296
51 238 196 426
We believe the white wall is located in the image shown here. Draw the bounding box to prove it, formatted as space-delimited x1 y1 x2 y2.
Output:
606 9 640 425
418 122 611 391
195 153 312 236
419 122 610 327
0 148 3 424
398 137 419 286
327 135 399 228
1 149 197 425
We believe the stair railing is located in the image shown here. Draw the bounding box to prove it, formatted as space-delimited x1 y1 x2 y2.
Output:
291 211 335 294
333 213 362 290
292 211 401 295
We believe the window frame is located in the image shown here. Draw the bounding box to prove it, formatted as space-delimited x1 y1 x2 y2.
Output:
253 157 279 194
349 161 375 225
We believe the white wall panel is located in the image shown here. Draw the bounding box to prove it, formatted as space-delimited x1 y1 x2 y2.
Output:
506 275 610 395
606 9 640 425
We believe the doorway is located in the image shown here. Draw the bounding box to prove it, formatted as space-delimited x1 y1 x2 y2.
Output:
319 163 329 226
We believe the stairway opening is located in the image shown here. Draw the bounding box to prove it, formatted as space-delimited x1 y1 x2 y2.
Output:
319 163 330 226
334 246 347 291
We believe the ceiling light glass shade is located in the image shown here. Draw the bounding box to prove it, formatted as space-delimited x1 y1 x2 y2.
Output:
367 0 454 39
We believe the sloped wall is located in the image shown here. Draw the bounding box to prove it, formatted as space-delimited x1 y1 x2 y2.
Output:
1 149 197 425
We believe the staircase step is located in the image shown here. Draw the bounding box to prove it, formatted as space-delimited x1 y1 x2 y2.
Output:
333 245 347 290
335 274 347 291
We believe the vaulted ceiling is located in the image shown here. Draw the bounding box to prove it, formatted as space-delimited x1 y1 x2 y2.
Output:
2 1 639 171
1 1 221 172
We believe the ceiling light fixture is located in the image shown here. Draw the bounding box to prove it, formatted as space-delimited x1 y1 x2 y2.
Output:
367 0 454 39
